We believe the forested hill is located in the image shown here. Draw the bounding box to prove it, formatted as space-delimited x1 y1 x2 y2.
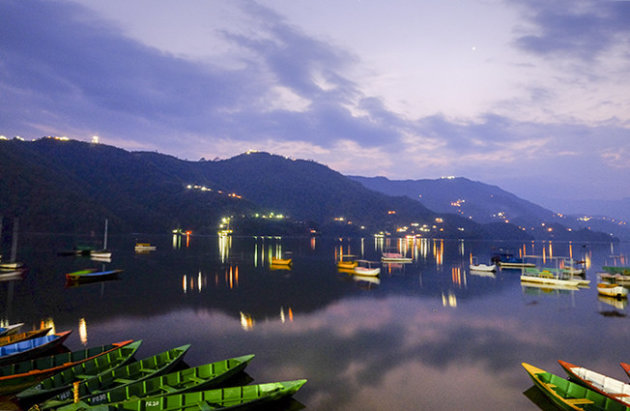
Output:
0 138 614 241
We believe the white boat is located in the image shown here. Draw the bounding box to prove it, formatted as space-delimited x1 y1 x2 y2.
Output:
469 263 496 272
91 219 111 259
520 270 581 287
381 252 412 263
597 283 628 298
354 260 380 276
558 360 630 406
134 243 157 252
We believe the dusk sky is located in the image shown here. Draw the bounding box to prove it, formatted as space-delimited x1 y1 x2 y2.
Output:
1 0 629 210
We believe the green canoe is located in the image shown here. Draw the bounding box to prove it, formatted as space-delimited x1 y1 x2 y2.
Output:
55 379 307 410
54 354 255 410
35 344 190 409
0 340 134 395
522 362 628 410
17 340 142 405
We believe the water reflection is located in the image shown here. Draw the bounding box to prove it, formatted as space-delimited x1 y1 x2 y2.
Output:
1 235 629 410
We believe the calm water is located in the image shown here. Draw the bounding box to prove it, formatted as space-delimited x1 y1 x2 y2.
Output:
1 234 629 410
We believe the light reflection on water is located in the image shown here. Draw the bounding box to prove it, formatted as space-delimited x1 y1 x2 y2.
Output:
0 234 629 410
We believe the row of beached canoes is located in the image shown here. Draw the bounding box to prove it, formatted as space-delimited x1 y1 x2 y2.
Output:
523 360 630 410
0 331 306 410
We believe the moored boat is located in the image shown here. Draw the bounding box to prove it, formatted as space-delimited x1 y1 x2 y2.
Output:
597 283 628 298
0 268 27 282
0 340 134 395
603 266 630 276
354 260 380 276
0 331 72 366
55 379 308 411
36 344 191 410
620 362 630 380
134 243 156 252
0 322 24 337
558 359 630 407
492 252 536 269
522 362 624 410
50 354 255 410
0 328 52 348
381 252 412 263
66 269 122 282
470 263 496 272
16 340 142 404
271 257 292 266
520 270 582 288
337 254 358 270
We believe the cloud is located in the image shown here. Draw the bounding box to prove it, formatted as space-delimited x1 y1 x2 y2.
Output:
511 0 630 61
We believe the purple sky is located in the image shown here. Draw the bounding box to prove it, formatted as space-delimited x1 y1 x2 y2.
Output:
1 0 629 209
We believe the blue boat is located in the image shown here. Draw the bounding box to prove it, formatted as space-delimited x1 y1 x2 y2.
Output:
0 331 72 366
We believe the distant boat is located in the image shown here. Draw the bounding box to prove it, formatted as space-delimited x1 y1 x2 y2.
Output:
337 254 358 270
0 218 23 271
491 252 535 269
520 270 582 287
597 283 628 298
271 252 292 267
90 218 112 259
0 267 27 281
381 252 412 263
603 266 630 275
65 268 122 283
599 272 630 286
134 243 156 253
354 260 380 276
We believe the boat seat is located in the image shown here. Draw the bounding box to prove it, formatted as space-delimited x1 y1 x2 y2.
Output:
140 367 156 374
113 378 136 385
159 384 177 393
186 376 206 384
565 398 594 405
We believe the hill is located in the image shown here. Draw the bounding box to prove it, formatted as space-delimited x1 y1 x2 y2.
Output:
0 138 481 238
350 176 627 240
0 137 616 241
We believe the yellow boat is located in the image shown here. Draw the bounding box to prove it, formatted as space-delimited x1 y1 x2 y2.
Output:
271 258 292 266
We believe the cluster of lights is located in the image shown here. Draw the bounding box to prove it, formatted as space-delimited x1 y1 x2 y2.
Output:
450 199 466 207
253 212 285 219
186 184 242 199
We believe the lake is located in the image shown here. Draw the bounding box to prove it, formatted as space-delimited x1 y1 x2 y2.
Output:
1 233 629 410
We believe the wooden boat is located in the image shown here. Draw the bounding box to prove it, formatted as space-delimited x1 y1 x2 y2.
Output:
0 331 72 367
381 252 412 263
337 254 358 270
354 260 380 276
16 340 142 404
470 263 496 272
522 362 625 410
597 283 628 298
558 360 630 407
0 340 134 395
0 268 27 282
54 379 307 410
600 273 630 286
43 354 255 409
520 270 582 288
0 328 51 348
603 266 630 275
36 344 191 409
271 257 292 266
492 252 535 269
0 261 24 270
134 243 156 252
0 322 24 337
66 269 122 282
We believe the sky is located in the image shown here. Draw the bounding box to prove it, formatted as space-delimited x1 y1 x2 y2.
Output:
1 0 629 210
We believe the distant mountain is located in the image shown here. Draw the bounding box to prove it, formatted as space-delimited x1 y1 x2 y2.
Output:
0 138 616 241
350 176 628 240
